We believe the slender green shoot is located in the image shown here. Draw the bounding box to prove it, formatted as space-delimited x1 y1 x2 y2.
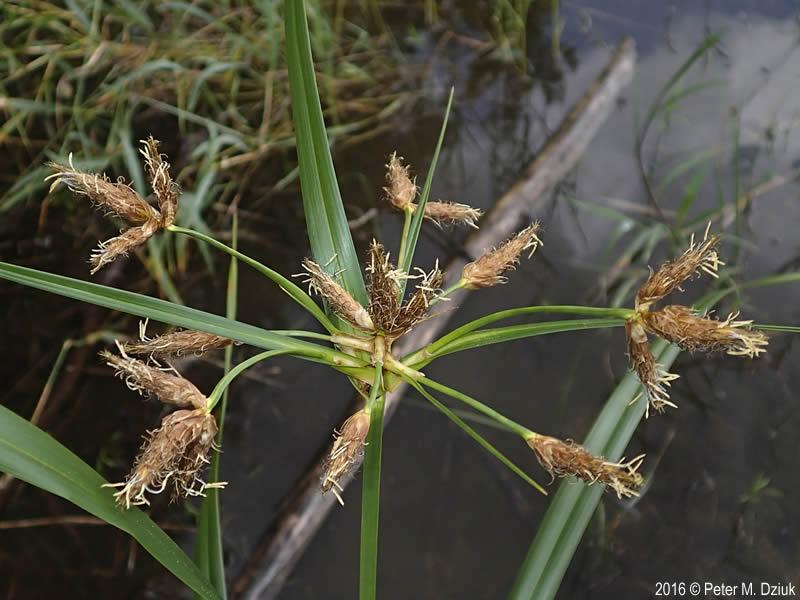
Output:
359 363 385 600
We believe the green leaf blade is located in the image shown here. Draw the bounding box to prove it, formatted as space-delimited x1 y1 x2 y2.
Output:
0 403 221 600
0 261 358 367
286 0 367 305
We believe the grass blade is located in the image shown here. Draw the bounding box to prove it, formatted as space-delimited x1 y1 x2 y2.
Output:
424 305 633 355
0 403 220 600
0 261 362 368
286 0 367 305
411 319 625 365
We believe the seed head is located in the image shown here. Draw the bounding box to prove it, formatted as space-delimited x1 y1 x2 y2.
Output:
89 219 160 274
461 222 542 289
636 225 722 311
47 137 180 274
46 158 160 225
100 345 208 409
625 320 679 417
300 259 375 331
104 408 222 508
415 200 482 229
140 137 179 228
527 434 644 499
366 240 443 337
321 409 371 505
641 305 769 358
383 152 416 210
123 322 232 359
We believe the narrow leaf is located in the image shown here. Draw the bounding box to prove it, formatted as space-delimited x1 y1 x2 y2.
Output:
286 0 367 304
0 261 361 367
397 87 454 293
0 403 220 600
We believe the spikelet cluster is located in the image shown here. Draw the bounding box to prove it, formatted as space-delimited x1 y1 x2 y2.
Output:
641 306 768 358
625 321 679 417
626 226 767 415
461 222 542 289
46 136 179 273
299 259 375 331
365 241 443 338
384 153 483 228
321 409 371 505
527 434 644 499
123 321 233 359
101 340 228 508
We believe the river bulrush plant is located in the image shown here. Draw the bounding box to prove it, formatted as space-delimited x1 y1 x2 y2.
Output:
0 2 786 599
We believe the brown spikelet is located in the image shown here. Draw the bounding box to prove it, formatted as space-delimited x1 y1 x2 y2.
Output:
636 226 722 310
415 200 482 229
140 137 179 228
625 320 679 416
46 159 160 225
641 305 769 358
527 434 644 499
300 259 374 331
100 346 208 409
393 264 443 333
365 241 443 337
366 240 401 330
89 219 160 274
123 324 232 358
321 409 371 505
104 408 222 508
461 222 542 289
384 152 416 210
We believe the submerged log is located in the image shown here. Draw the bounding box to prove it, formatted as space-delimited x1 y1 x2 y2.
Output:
234 38 636 600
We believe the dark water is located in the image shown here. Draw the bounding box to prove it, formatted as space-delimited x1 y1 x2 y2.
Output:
3 1 800 599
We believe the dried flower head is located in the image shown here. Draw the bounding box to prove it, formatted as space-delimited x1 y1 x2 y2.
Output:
321 409 371 505
636 225 722 311
641 305 769 358
366 240 401 328
100 345 208 409
123 322 232 358
366 240 442 337
46 156 160 225
140 136 179 228
383 152 417 210
47 138 180 273
527 434 644 499
89 219 161 274
104 408 222 508
300 259 374 331
461 222 542 289
625 320 679 417
416 200 482 229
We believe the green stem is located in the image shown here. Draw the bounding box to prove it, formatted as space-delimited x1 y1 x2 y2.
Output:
197 213 238 598
360 363 385 600
208 350 291 410
430 279 465 306
419 377 532 438
168 225 337 333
